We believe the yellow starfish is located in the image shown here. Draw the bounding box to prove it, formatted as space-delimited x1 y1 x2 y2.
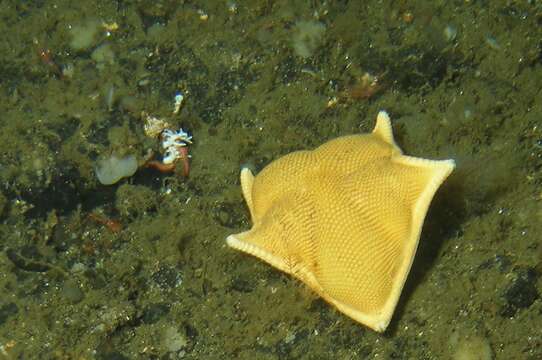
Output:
227 111 455 332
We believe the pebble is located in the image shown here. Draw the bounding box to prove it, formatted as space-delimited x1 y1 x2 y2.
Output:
500 267 539 317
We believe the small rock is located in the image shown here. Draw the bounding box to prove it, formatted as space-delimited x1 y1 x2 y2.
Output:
162 326 188 353
141 303 170 324
449 330 493 360
61 278 85 304
151 265 182 290
501 268 539 317
95 154 138 185
0 303 18 325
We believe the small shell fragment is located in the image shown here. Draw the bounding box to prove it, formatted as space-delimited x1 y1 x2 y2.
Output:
173 91 184 114
143 112 170 138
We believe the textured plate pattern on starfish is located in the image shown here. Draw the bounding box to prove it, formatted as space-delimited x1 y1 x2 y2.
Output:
227 111 455 332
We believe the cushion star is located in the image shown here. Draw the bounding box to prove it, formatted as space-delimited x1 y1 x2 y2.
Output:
227 111 455 332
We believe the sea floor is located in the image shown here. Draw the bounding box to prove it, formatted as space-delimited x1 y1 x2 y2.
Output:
0 1 541 359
